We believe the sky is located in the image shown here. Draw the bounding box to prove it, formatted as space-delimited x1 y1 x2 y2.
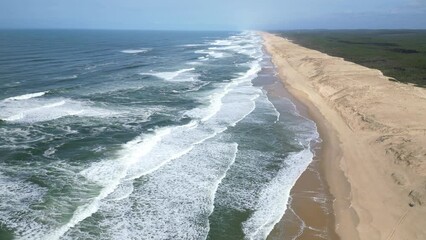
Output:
0 0 425 30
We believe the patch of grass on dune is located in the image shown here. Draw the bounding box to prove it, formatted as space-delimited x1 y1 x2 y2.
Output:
275 30 426 87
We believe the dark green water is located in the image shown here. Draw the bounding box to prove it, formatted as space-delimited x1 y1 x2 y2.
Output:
0 30 318 240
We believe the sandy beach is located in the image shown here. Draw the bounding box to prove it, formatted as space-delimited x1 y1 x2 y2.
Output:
262 32 426 240
261 71 339 240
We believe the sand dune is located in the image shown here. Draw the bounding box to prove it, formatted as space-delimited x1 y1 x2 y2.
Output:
262 32 426 240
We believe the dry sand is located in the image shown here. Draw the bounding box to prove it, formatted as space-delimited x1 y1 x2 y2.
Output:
262 32 426 240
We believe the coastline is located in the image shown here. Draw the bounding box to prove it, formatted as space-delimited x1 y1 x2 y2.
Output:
262 72 340 240
262 32 426 240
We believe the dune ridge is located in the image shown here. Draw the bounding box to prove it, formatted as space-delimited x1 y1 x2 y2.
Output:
262 32 426 240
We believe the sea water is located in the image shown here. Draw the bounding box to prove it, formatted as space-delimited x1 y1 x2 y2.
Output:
0 30 318 240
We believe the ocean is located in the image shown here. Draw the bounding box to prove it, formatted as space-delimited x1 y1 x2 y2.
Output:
0 30 319 240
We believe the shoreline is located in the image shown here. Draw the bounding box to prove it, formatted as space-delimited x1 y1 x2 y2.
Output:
279 65 359 239
262 32 426 240
263 73 340 240
260 32 370 239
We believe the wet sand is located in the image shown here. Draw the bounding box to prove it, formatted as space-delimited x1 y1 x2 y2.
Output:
257 59 339 240
265 73 339 240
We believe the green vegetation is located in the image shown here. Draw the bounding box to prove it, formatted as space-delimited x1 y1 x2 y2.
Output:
275 30 426 87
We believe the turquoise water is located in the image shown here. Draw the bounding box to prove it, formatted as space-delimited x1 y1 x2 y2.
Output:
0 30 318 240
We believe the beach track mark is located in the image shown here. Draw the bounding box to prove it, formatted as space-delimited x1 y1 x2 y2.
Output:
385 208 410 240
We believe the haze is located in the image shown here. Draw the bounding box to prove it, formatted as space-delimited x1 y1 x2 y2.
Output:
0 0 425 30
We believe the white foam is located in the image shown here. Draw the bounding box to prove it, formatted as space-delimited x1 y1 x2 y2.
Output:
180 43 206 47
208 46 241 51
9 31 278 239
0 171 48 238
53 75 78 81
43 147 57 158
84 62 113 71
140 68 197 81
195 50 228 59
120 49 150 54
42 124 190 239
3 91 48 101
242 149 314 240
186 61 204 65
45 125 193 239
84 141 239 240
198 56 209 61
210 39 234 46
184 61 262 122
42 46 264 238
171 82 210 94
203 32 264 60
0 98 117 123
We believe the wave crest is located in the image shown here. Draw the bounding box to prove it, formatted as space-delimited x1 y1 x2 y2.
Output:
3 91 48 101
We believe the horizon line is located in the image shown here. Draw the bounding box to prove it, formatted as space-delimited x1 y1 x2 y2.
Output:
0 27 426 32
